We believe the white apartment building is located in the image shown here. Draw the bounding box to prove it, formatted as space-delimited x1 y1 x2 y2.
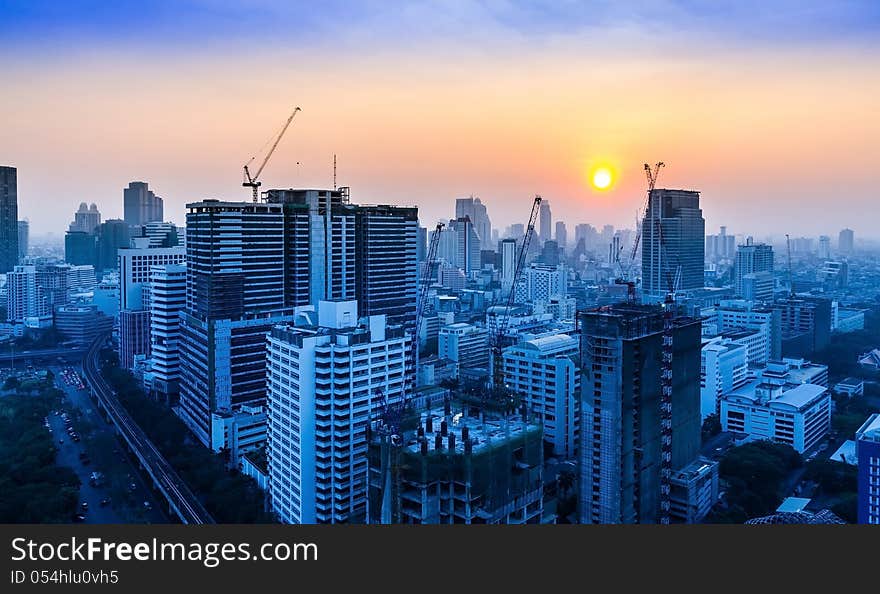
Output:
720 381 830 453
117 246 186 311
266 300 407 524
700 337 748 419
145 264 186 399
438 322 490 375
515 263 566 305
501 334 580 458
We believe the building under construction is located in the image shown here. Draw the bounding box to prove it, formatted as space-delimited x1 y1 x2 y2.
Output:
367 401 546 524
577 302 703 524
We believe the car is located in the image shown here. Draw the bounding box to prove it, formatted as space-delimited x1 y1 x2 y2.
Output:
59 439 64 444
143 501 152 511
72 514 86 523
128 483 137 492
80 502 88 511
72 436 80 442
100 498 111 507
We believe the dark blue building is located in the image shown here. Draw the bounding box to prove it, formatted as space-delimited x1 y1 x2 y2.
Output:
856 413 880 524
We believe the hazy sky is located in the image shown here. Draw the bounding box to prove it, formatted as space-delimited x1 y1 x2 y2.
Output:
2 1 879 239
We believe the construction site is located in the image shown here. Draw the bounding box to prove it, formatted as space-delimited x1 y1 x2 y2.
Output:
367 399 547 524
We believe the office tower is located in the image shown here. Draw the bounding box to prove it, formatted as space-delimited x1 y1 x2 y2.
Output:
416 226 427 262
540 240 561 266
117 246 186 311
554 221 567 250
266 300 407 524
700 338 748 419
539 200 552 243
185 200 285 318
578 303 702 524
116 246 185 370
838 228 854 255
437 217 481 274
734 240 774 298
17 220 28 261
641 189 705 298
264 188 356 308
509 223 525 240
69 202 102 233
501 333 580 458
54 304 113 346
96 219 131 272
856 414 880 524
0 166 19 273
64 232 97 267
438 323 491 375
123 181 164 227
600 224 615 248
355 204 418 327
705 226 735 262
515 263 566 305
367 402 545 524
146 264 187 400
714 299 781 363
500 238 517 293
455 196 492 243
178 200 290 446
818 235 831 259
141 221 180 248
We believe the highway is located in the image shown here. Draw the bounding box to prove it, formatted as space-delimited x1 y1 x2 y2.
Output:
82 333 215 524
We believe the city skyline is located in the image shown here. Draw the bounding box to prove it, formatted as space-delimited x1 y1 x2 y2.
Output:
2 2 879 238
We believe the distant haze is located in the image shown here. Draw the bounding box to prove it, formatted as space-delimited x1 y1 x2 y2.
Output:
1 1 878 238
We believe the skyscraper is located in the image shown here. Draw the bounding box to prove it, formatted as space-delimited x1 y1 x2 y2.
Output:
538 200 552 243
355 204 418 328
455 196 492 243
123 181 164 227
0 166 20 273
499 238 517 293
734 240 774 298
96 219 131 272
146 264 187 400
264 188 357 308
17 220 28 261
437 217 481 275
641 189 705 298
838 228 854 255
818 235 831 259
69 202 102 233
578 303 702 524
555 221 567 250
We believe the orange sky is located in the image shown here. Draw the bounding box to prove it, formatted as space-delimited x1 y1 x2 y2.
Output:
2 30 878 239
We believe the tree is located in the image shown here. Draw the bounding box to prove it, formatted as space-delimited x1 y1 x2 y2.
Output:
701 413 722 440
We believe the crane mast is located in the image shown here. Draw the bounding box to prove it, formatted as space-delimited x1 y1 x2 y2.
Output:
243 106 302 202
491 195 542 391
408 222 444 394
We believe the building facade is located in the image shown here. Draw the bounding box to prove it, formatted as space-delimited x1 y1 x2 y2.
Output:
0 166 19 273
641 189 705 298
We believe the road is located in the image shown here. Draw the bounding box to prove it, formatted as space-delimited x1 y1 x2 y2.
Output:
50 365 167 524
82 334 214 524
0 346 87 365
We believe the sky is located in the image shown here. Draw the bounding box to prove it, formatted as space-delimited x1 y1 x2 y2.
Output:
1 1 879 240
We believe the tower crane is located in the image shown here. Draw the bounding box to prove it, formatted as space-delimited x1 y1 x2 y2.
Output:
408 222 445 393
491 195 542 393
242 107 301 202
626 162 665 278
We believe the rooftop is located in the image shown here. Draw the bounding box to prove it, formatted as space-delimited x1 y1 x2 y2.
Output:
856 414 880 442
776 497 811 513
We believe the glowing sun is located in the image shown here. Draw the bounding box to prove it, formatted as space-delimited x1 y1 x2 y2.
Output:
592 167 613 190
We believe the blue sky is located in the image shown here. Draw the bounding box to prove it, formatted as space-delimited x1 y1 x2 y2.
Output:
2 1 879 53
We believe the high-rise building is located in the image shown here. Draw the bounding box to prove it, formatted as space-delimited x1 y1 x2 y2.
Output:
838 228 854 255
118 309 151 369
515 263 566 305
575 223 597 251
499 238 517 293
455 196 492 243
578 303 702 524
555 221 567 250
705 226 735 262
6 264 91 324
354 204 418 328
438 322 490 375
145 264 187 399
734 240 774 298
818 235 831 260
0 166 19 273
700 338 748 419
501 333 580 458
775 296 832 357
437 217 481 274
69 202 102 234
540 240 561 266
539 200 552 243
416 226 427 263
17 220 28 261
139 221 180 248
267 300 407 524
264 188 355 309
713 300 781 363
856 414 880 524
641 189 704 298
117 246 186 311
96 219 131 272
123 181 164 227
6 265 49 323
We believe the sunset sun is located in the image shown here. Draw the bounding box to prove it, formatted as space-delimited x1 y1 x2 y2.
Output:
591 167 614 190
